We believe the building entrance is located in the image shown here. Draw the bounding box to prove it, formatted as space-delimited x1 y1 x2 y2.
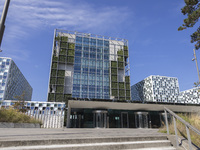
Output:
93 110 108 128
134 112 149 128
121 112 129 128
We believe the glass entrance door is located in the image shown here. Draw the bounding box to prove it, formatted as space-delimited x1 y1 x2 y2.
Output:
93 110 108 128
121 112 129 128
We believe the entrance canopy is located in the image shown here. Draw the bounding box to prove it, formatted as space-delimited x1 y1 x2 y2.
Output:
68 100 200 114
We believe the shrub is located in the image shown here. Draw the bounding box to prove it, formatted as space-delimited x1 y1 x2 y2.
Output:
56 78 64 85
111 61 117 68
57 70 65 77
50 77 56 84
119 82 125 89
0 108 42 124
68 43 75 49
159 113 200 147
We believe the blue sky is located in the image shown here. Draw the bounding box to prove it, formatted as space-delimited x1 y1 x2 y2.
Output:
0 0 199 101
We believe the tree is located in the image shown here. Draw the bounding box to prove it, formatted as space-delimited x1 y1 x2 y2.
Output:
178 0 200 49
13 91 28 113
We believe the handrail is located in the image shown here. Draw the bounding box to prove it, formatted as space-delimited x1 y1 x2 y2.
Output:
164 107 200 150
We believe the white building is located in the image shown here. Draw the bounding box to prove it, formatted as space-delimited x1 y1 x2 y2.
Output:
131 75 180 103
179 87 200 104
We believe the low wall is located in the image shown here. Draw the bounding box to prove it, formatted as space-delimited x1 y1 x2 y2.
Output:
0 122 41 128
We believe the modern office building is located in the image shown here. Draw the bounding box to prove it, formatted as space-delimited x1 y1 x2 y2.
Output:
47 29 131 103
0 57 32 101
131 75 180 103
179 87 200 104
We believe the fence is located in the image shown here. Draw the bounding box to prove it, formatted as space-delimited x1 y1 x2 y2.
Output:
164 107 200 150
26 109 65 128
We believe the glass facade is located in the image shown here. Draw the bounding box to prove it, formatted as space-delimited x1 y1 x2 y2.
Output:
48 29 131 102
0 57 32 101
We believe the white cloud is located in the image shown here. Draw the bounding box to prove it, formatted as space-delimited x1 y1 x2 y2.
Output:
5 0 131 38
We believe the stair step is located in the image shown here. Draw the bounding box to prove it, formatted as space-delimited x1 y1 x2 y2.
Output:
0 140 172 150
0 136 168 148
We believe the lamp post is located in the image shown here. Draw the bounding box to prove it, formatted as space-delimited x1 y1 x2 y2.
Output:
0 0 10 51
192 49 200 85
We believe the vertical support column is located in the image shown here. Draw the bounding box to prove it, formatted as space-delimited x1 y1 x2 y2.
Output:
67 105 71 128
186 125 192 150
173 116 179 147
164 110 169 135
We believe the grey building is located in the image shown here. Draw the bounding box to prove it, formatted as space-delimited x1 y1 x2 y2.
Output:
0 57 32 101
131 75 180 103
179 88 200 104
47 29 131 102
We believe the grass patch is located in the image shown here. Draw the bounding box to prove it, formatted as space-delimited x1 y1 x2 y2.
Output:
159 113 200 147
0 108 42 124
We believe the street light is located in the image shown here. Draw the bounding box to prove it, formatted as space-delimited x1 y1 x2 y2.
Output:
192 49 200 85
0 0 10 51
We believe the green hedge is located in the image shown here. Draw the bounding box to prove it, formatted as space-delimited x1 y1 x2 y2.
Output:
55 36 60 41
52 55 58 62
117 50 123 56
111 75 117 82
52 62 57 69
59 55 66 63
111 68 117 74
124 50 128 56
111 82 118 89
119 82 125 89
50 77 56 85
51 69 57 77
60 49 66 55
126 90 130 97
125 76 130 83
124 46 128 50
126 97 131 100
126 83 130 90
61 36 68 42
67 49 75 56
57 70 65 77
57 78 64 85
48 93 55 101
119 97 125 101
67 56 74 63
119 90 125 97
118 56 124 62
112 89 118 97
68 43 75 49
55 94 63 101
111 61 117 68
118 62 124 68
56 86 64 93
60 42 68 48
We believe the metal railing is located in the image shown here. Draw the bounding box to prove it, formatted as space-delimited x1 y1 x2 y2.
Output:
164 107 200 150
